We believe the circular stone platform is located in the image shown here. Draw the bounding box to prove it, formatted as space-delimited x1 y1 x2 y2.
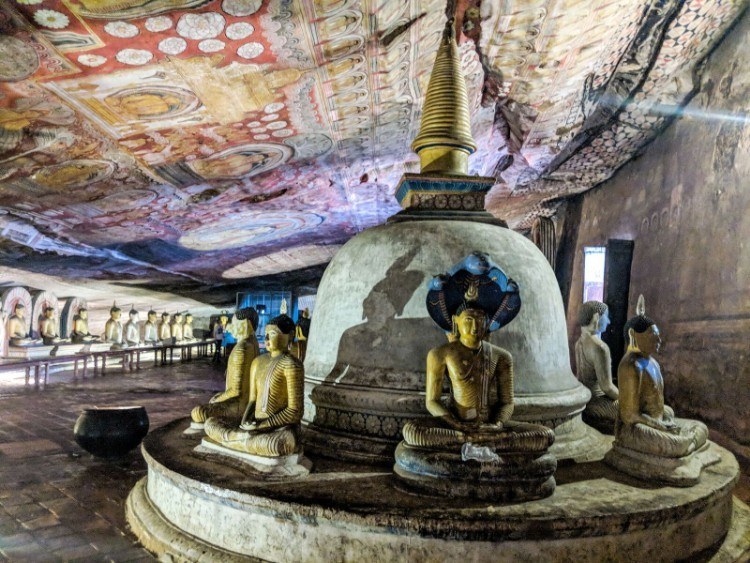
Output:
126 419 745 562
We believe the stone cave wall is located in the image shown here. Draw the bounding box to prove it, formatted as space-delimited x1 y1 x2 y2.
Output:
566 9 750 456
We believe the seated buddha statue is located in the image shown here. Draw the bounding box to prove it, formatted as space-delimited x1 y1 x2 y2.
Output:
158 312 171 342
182 313 195 341
124 308 141 347
103 304 124 350
604 296 719 486
71 308 96 344
186 308 260 434
291 308 310 361
8 303 40 347
575 300 619 433
394 253 556 501
143 309 158 345
203 313 304 458
170 312 184 342
39 306 67 345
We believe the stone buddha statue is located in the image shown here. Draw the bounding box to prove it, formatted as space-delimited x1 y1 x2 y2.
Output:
8 303 40 347
575 300 619 433
170 312 184 342
158 312 171 342
103 304 124 349
204 314 304 458
124 308 141 347
71 308 96 344
394 253 556 501
39 306 66 345
183 313 195 341
186 308 260 434
604 296 719 486
291 308 310 362
143 309 158 345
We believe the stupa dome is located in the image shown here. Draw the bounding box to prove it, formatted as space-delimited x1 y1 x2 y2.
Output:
304 219 608 463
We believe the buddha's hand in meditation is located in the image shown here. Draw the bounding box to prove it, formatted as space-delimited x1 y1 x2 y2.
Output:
662 420 680 434
444 417 478 434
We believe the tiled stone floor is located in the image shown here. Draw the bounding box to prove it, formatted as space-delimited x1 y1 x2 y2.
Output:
0 359 223 562
0 359 747 562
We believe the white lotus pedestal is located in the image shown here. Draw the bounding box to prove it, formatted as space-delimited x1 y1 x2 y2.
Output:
126 419 748 562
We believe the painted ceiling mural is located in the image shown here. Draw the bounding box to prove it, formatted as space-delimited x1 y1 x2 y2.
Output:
0 0 745 294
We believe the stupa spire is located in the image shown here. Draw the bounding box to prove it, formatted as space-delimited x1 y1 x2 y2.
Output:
411 17 477 176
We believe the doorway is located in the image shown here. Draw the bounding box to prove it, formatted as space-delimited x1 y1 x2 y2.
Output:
602 239 634 375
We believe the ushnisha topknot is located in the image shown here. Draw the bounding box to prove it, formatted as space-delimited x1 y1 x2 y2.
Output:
268 314 295 335
623 294 655 337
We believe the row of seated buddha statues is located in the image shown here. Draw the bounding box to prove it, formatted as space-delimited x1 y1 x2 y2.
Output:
575 297 719 485
183 256 718 493
102 304 199 350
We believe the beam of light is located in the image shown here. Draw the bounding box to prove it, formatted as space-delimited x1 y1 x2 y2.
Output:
640 102 750 124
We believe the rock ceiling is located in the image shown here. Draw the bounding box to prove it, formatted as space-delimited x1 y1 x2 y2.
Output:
0 0 744 299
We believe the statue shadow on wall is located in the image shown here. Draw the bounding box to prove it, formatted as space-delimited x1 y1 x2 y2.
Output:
324 247 444 388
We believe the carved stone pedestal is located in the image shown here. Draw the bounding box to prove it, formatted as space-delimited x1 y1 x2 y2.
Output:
393 442 556 502
605 441 722 487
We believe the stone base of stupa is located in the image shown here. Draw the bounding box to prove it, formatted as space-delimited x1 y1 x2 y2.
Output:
126 418 746 562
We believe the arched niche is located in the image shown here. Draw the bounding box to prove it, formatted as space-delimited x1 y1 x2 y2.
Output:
1 287 33 357
60 297 87 339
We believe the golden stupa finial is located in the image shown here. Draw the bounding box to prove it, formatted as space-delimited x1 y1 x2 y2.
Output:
411 16 477 176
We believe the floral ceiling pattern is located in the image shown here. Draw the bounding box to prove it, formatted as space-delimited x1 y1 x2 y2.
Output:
0 0 744 292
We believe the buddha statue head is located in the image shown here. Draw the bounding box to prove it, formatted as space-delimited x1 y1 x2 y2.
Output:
173 312 183 324
13 303 26 320
147 309 157 323
220 314 229 328
185 313 193 324
302 308 310 319
623 295 661 357
161 312 169 323
77 308 88 321
129 308 139 323
265 314 295 354
43 306 55 320
578 301 610 335
110 304 121 321
452 306 488 350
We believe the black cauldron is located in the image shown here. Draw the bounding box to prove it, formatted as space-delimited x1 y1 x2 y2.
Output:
73 406 149 458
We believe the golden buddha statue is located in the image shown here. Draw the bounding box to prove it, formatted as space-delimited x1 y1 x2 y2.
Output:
575 301 619 433
8 303 40 347
71 308 96 344
39 306 66 345
605 296 719 486
186 309 260 434
143 309 158 345
170 312 184 342
291 308 310 362
182 313 195 341
103 304 124 349
204 314 304 457
124 307 141 347
158 312 171 342
394 253 556 501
